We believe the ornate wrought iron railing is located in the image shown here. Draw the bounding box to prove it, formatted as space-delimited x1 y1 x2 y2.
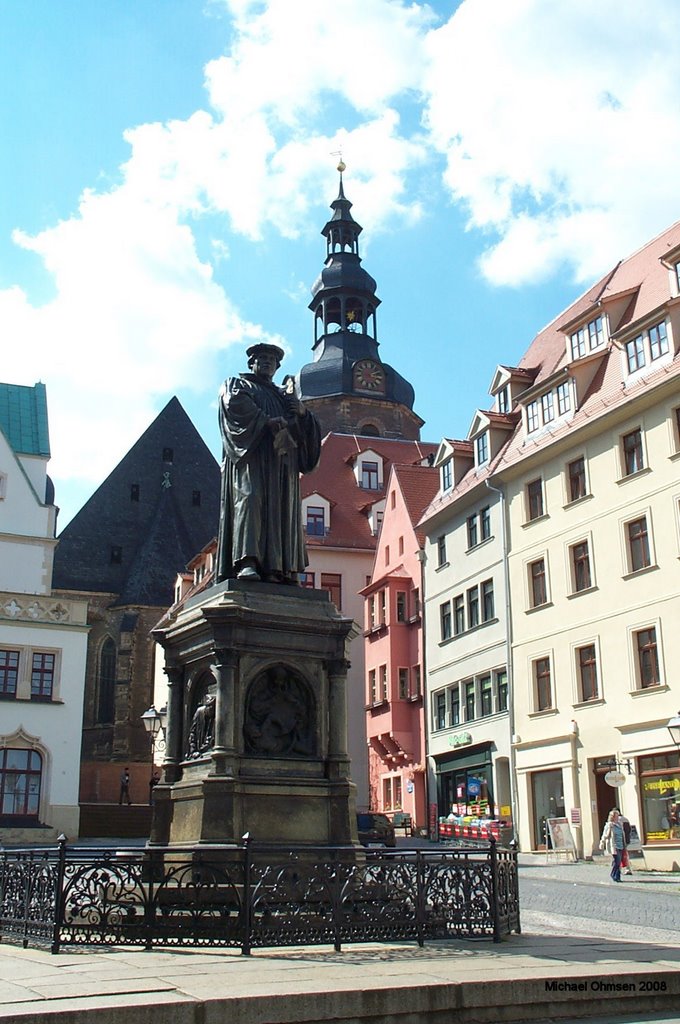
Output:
0 837 519 954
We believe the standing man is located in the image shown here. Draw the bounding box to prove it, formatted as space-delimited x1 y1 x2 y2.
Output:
119 767 132 806
215 343 321 584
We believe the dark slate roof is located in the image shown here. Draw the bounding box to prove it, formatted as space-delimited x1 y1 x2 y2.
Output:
0 381 50 457
52 397 220 606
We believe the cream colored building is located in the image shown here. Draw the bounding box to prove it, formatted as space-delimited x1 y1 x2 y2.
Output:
491 223 680 869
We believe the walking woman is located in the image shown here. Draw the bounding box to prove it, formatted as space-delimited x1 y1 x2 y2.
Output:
599 808 627 882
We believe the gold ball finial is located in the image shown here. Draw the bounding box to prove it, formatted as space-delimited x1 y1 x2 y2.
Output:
337 159 346 173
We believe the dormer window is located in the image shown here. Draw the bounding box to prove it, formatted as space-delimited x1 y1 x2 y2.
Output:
527 401 540 433
368 500 385 536
624 319 670 376
353 450 384 490
526 380 573 435
306 505 326 536
541 392 555 424
475 432 489 466
361 460 379 490
570 315 605 360
441 458 452 491
556 381 571 416
497 385 510 414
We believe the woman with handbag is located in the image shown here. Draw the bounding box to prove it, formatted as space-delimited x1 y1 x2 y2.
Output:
599 808 627 883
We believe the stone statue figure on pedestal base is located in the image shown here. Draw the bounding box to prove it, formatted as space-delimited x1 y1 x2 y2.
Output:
215 343 322 584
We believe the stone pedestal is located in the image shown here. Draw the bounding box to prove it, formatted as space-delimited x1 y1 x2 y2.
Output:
151 580 359 847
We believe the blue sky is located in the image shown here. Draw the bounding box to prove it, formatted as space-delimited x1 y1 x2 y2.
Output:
4 0 680 529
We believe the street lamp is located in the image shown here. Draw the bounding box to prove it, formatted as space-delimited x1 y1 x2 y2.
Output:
667 711 680 748
141 704 167 802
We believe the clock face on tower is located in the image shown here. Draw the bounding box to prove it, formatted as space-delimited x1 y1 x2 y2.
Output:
353 359 385 393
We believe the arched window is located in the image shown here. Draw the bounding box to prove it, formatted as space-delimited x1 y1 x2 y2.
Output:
97 638 116 724
0 748 42 820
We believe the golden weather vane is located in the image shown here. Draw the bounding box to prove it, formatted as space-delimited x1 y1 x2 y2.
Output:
330 149 346 173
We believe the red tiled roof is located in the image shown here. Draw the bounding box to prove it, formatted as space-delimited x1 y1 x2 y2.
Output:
392 463 440 546
302 433 437 550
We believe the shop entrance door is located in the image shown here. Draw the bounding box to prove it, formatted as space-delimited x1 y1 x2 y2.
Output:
594 758 617 840
531 768 565 848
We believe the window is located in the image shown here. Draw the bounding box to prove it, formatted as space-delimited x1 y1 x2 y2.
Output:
476 432 489 465
379 589 387 624
162 447 174 463
534 657 553 711
411 665 422 699
625 335 645 373
0 748 42 820
435 692 446 730
639 751 680 843
0 650 19 698
571 540 592 593
110 546 123 564
383 776 402 811
300 571 315 589
526 479 544 521
441 458 452 491
556 381 571 416
454 595 465 635
481 506 491 540
467 587 479 629
571 326 586 360
130 484 140 502
464 680 475 721
480 675 493 716
567 456 586 502
320 573 342 609
440 602 452 641
97 638 116 723
527 401 540 433
635 628 660 688
529 558 547 608
541 391 555 424
398 668 409 700
369 669 377 704
588 316 604 350
577 644 598 702
627 516 651 572
306 506 325 536
398 536 404 556
380 665 388 702
411 588 420 619
495 670 508 712
396 592 407 622
622 428 644 476
450 686 460 726
437 534 447 567
192 490 201 507
31 653 55 701
467 514 478 549
497 385 510 413
481 579 494 621
570 316 604 360
649 321 669 360
361 461 379 490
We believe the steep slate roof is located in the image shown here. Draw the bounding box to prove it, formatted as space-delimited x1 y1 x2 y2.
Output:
302 433 437 550
0 381 50 457
52 397 220 606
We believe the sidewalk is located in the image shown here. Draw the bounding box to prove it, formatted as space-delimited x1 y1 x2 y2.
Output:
1 926 679 1024
517 852 680 893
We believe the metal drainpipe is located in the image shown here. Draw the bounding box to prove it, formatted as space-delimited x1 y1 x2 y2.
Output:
416 545 431 836
485 477 521 848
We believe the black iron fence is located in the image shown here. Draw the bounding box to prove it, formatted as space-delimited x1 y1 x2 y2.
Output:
0 837 519 954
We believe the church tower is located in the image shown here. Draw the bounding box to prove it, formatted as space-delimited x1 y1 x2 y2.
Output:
298 165 423 440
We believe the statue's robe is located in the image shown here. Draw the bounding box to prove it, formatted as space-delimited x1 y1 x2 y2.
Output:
215 373 321 581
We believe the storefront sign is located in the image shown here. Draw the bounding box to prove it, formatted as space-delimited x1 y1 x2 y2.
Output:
604 770 626 788
448 731 472 748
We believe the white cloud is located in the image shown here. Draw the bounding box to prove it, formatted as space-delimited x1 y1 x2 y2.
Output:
422 0 680 284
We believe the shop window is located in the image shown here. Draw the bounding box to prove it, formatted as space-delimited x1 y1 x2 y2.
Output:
576 644 598 702
0 650 19 699
566 456 587 502
639 752 680 843
0 748 42 821
570 540 592 593
30 653 55 701
531 768 565 848
634 627 660 689
526 478 544 521
529 558 547 608
320 573 342 609
495 669 508 712
534 657 553 712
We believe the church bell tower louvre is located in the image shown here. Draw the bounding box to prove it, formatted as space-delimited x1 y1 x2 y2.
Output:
297 163 423 441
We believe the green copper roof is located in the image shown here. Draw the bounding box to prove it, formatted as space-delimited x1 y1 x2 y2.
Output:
0 381 50 457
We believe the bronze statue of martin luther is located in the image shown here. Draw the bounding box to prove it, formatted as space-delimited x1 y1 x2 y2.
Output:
215 343 322 584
